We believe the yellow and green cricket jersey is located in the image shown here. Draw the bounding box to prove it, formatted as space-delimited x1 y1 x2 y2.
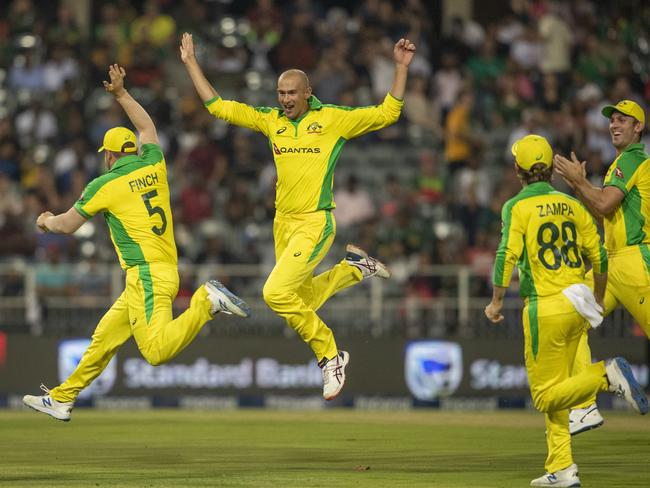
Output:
205 93 403 215
74 144 177 269
602 143 650 253
493 182 607 299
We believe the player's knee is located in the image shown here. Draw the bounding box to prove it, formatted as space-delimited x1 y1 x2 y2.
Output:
531 392 551 413
140 348 164 367
262 286 291 310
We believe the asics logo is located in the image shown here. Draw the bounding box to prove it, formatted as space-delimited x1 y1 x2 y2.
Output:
333 366 343 383
294 251 302 257
276 127 287 134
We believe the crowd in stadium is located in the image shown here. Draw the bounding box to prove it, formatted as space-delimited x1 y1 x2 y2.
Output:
1 0 649 301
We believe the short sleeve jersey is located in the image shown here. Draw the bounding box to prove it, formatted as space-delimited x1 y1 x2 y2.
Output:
602 143 650 252
74 144 177 269
493 182 607 299
205 93 403 215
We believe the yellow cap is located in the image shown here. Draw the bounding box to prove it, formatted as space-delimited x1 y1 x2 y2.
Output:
601 100 645 124
97 127 138 153
511 134 553 170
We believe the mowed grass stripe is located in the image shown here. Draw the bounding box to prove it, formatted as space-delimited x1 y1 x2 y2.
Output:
0 410 648 487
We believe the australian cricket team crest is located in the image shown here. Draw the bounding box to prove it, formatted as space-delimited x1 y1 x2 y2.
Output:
307 121 323 134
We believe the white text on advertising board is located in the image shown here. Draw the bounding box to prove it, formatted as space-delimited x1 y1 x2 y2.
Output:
123 357 321 389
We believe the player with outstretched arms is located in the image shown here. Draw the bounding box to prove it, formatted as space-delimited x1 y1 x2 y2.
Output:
180 32 416 400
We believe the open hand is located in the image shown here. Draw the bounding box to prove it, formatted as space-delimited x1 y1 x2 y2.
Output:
102 64 127 97
393 38 416 67
554 152 586 187
180 32 196 64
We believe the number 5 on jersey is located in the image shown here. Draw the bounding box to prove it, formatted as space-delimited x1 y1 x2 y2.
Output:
141 189 167 235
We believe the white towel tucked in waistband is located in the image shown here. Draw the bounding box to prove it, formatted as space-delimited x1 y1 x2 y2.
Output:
562 283 604 328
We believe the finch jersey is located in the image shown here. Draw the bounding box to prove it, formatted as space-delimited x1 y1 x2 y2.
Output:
74 144 176 269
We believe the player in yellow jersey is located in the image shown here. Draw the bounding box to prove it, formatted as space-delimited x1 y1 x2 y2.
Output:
485 134 647 487
180 33 416 400
22 65 251 422
555 100 649 435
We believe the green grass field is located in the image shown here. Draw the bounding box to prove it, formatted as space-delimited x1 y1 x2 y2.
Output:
1 409 648 487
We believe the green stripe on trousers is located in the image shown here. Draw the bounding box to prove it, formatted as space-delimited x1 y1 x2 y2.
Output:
528 298 539 360
308 211 334 263
138 263 155 323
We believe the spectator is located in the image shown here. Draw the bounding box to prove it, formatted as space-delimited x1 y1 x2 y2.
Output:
538 1 573 82
8 50 45 93
334 174 376 229
43 44 79 92
413 149 444 205
130 0 176 48
403 76 442 139
179 172 214 228
444 90 476 179
14 100 58 148
433 52 463 121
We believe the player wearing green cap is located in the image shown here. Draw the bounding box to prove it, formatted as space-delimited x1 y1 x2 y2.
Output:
555 99 649 435
22 65 251 422
486 134 647 487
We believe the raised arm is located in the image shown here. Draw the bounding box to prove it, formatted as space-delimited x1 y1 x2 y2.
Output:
103 64 159 146
389 38 416 101
180 33 219 103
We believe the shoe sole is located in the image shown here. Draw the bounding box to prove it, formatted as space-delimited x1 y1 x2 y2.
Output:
570 419 603 436
206 281 251 318
611 358 649 415
530 474 581 487
23 400 71 422
345 244 391 280
323 351 349 401
530 483 580 488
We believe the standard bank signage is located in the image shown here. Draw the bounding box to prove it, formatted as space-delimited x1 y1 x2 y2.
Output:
405 341 463 400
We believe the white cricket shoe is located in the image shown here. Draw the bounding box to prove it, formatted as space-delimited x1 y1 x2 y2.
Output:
605 357 649 414
23 384 73 421
205 280 251 318
344 244 390 279
569 404 604 436
321 351 349 400
530 463 580 487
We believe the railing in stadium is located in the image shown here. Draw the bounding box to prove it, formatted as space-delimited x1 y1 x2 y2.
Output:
0 263 637 339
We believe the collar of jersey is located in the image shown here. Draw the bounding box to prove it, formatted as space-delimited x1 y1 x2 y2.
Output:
520 181 554 195
109 154 140 173
622 142 645 154
279 95 323 122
